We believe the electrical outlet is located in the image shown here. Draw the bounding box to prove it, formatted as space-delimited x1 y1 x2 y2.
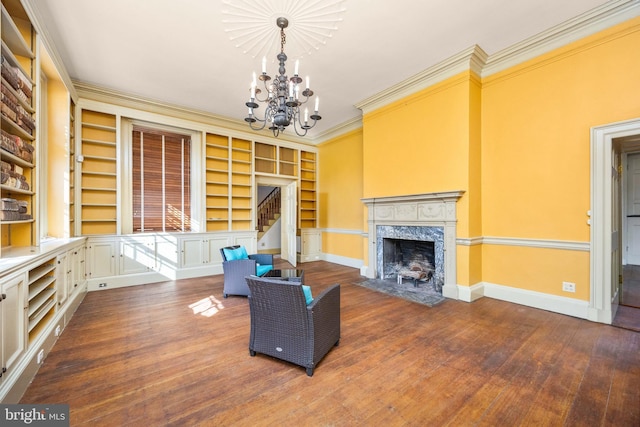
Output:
37 349 44 364
562 281 576 293
55 325 61 337
98 283 107 288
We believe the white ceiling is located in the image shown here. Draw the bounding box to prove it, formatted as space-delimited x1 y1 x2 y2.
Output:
30 0 613 140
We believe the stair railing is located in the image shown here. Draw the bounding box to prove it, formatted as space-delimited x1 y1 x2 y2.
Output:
257 187 281 232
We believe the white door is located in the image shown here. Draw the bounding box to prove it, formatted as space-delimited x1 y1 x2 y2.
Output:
626 153 640 264
280 181 297 267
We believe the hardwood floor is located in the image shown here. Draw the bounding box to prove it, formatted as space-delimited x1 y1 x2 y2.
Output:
21 260 640 426
613 265 640 332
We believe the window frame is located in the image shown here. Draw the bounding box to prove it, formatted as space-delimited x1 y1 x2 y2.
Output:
120 119 202 234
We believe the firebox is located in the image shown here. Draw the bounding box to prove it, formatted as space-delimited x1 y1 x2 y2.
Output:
376 225 445 292
382 238 435 284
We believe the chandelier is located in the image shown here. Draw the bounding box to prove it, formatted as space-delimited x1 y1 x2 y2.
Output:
244 17 321 137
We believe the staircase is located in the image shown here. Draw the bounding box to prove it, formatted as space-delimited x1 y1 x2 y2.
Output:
257 187 281 240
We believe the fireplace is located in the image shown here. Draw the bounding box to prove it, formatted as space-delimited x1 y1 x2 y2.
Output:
362 191 464 299
378 226 444 291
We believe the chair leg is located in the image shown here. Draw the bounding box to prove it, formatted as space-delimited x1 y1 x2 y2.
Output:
223 293 228 298
249 350 256 357
306 367 314 377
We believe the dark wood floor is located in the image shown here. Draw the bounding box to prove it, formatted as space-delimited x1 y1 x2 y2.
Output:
21 260 640 426
613 265 640 332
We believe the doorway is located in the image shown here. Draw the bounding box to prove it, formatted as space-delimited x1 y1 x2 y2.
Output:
591 118 640 325
255 177 297 267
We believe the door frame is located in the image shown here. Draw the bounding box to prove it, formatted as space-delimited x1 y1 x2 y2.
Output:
590 117 640 323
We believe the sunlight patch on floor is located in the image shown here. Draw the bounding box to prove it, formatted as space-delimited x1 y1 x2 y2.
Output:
189 296 225 317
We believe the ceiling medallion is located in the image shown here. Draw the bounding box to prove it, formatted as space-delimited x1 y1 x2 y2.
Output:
221 0 346 59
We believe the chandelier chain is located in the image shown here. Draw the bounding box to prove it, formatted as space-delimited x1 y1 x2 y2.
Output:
280 27 286 53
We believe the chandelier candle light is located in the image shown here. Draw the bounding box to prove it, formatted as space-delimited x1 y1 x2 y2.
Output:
245 17 321 137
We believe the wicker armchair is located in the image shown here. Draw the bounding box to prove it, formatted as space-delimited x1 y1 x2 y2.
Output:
245 276 341 376
220 246 273 298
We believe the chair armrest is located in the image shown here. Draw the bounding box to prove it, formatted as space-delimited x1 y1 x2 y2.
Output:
308 284 340 325
249 253 274 266
223 259 257 276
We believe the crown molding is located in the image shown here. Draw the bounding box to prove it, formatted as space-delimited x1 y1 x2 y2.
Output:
73 80 318 145
482 0 640 77
355 45 488 115
354 0 640 117
21 0 78 101
313 116 362 144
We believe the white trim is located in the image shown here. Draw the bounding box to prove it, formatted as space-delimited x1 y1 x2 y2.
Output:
320 227 366 236
479 236 590 252
456 237 484 246
482 0 640 77
457 282 485 303
321 252 364 270
355 46 487 115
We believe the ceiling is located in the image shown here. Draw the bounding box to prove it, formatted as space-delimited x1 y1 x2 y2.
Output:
30 0 615 141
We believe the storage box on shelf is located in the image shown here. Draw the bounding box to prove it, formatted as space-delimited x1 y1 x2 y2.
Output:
1 1 36 255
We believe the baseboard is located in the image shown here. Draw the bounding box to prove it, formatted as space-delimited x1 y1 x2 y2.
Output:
87 266 223 291
474 281 589 319
320 253 364 271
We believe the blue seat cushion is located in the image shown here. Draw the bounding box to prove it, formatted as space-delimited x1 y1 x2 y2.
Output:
223 246 248 261
256 264 273 276
302 285 313 305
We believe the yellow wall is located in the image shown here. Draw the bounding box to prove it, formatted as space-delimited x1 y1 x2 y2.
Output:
318 129 364 261
320 16 640 300
480 16 640 298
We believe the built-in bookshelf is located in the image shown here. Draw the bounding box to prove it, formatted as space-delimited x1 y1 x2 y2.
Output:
254 141 276 174
300 150 317 228
79 110 117 235
205 133 230 231
1 0 36 255
231 138 252 231
27 257 57 343
279 146 297 177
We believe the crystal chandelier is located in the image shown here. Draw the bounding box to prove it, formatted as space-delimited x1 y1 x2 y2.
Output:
244 17 321 137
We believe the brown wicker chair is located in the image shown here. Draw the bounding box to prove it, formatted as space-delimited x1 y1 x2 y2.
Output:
245 276 340 376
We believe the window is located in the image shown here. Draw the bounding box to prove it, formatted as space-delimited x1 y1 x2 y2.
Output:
132 127 191 232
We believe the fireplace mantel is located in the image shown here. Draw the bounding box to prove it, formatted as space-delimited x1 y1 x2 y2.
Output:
362 191 464 299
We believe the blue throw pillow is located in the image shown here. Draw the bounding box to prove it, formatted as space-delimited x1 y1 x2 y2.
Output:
302 285 313 305
223 246 248 261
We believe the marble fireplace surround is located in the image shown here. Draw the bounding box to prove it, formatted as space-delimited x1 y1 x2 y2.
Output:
362 191 464 299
